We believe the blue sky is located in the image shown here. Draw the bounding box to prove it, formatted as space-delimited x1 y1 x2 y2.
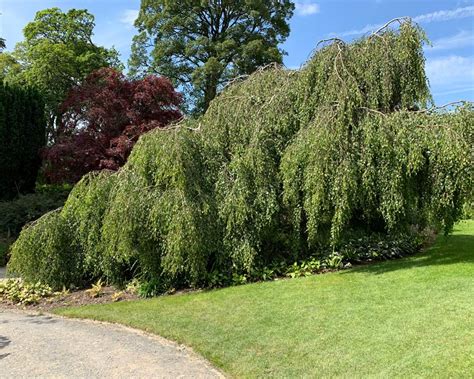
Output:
1 0 473 105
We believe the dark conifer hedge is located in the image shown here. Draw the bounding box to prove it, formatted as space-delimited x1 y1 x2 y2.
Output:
0 84 46 200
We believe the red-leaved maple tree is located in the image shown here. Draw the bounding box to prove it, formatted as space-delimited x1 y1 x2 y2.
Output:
42 68 183 183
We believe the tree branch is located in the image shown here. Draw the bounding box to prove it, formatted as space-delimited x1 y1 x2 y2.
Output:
370 17 411 36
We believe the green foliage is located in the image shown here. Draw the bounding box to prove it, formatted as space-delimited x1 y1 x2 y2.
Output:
9 21 474 292
98 128 216 285
462 201 474 219
123 277 170 298
0 52 22 82
201 66 298 271
3 8 121 140
282 109 472 250
8 210 83 289
286 258 322 278
0 83 46 200
0 186 70 238
137 278 169 298
210 233 422 283
62 171 116 279
130 0 294 113
339 234 422 262
0 279 53 305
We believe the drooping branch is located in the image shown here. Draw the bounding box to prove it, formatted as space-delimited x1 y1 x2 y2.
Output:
359 107 388 118
370 17 412 36
417 101 473 113
316 37 345 49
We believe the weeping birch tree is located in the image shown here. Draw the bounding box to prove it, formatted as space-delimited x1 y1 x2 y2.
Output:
10 20 473 290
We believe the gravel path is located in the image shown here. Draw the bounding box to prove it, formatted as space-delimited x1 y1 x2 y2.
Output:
0 310 222 378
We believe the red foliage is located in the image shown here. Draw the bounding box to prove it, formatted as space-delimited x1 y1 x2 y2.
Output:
43 68 182 183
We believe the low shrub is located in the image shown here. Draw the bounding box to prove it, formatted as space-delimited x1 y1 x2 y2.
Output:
0 279 53 305
0 185 71 238
85 279 104 298
339 234 422 263
250 234 421 284
137 278 170 298
185 234 423 291
122 278 172 298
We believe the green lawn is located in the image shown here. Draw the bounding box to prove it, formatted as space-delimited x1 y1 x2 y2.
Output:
57 220 474 377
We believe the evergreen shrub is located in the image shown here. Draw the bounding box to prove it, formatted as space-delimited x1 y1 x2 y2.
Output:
0 84 46 200
0 186 70 238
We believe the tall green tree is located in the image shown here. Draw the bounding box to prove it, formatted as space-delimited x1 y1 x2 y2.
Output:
4 8 121 141
0 53 22 82
129 0 294 114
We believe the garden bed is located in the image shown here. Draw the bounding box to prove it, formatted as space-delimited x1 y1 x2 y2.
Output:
0 282 138 311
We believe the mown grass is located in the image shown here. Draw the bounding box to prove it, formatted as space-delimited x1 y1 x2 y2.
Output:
57 220 474 377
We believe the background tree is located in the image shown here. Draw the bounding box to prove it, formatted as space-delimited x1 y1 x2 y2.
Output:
0 53 22 83
129 0 294 114
42 68 183 184
4 8 121 141
0 83 46 200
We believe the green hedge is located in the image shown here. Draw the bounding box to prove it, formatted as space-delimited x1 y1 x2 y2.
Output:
0 83 46 200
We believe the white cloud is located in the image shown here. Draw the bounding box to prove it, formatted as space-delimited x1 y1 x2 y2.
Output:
427 30 474 51
332 5 474 37
295 2 320 16
413 6 474 23
425 55 474 86
120 9 139 27
332 23 380 37
433 86 474 97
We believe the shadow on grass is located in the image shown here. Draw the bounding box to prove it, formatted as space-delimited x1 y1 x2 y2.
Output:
342 233 474 276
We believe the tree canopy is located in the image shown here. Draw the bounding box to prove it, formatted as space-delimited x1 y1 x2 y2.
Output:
129 0 294 114
42 68 183 184
9 21 473 292
3 8 121 141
